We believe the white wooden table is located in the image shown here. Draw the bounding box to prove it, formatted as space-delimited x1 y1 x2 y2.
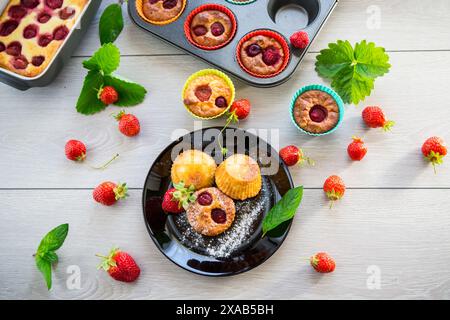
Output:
1 0 450 300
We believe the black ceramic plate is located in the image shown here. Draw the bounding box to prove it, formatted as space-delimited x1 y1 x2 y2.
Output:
142 127 294 276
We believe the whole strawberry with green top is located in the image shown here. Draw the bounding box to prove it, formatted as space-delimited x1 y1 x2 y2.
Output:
114 110 141 137
162 181 196 214
310 252 336 273
65 139 86 161
97 247 140 283
362 106 395 131
323 175 345 208
93 181 128 206
422 136 447 174
98 86 119 105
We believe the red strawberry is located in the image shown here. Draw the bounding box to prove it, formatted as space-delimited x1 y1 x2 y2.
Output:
229 99 251 120
323 175 345 208
115 110 140 137
422 136 447 174
362 106 395 131
347 137 368 161
93 181 128 206
65 139 86 161
279 145 314 167
161 182 196 214
310 252 336 273
290 31 309 49
97 247 140 283
98 86 119 105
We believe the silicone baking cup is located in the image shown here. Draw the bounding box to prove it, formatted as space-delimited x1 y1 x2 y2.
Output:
236 29 290 78
135 0 187 25
225 0 258 5
182 69 236 120
290 84 345 136
184 3 237 50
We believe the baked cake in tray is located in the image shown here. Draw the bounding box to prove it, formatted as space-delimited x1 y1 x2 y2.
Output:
0 0 89 78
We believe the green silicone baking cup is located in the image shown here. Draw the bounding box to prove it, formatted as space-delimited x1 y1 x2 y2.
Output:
290 84 345 136
225 0 257 5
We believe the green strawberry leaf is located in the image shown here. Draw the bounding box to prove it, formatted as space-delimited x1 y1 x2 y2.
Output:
76 70 106 115
83 43 120 75
99 3 124 45
103 74 147 107
315 40 391 104
262 186 303 237
42 251 59 264
37 223 69 253
36 255 52 290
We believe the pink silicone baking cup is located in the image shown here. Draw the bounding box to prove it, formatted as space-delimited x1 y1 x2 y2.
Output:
236 29 291 78
184 4 237 51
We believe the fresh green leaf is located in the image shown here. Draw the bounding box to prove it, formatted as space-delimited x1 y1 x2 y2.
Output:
37 223 69 253
35 224 68 290
36 255 52 290
76 70 106 115
103 74 147 106
99 3 124 45
83 43 120 75
262 186 303 237
315 40 391 104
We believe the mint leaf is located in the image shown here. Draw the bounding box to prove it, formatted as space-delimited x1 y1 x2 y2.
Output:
83 43 120 75
76 70 106 115
99 3 124 45
315 40 391 104
35 224 69 290
37 223 69 253
36 256 52 290
104 74 147 106
262 186 303 237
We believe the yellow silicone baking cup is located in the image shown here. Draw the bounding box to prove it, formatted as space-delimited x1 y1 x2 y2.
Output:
135 0 187 26
182 69 236 120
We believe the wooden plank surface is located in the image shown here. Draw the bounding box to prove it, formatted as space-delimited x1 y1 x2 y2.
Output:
1 189 450 300
0 0 449 300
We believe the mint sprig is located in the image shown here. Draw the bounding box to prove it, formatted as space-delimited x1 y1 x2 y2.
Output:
315 40 391 104
35 224 69 290
99 3 124 45
76 43 147 115
262 186 303 237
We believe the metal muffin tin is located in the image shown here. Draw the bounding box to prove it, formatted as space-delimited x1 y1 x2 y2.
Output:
0 0 101 90
128 0 338 87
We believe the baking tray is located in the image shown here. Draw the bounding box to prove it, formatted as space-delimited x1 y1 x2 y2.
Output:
128 0 338 87
0 0 101 91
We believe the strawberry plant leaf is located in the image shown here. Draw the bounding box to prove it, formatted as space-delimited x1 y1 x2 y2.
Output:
83 43 120 75
262 186 303 237
76 70 106 115
36 255 52 290
99 3 124 45
315 40 391 104
103 74 147 107
37 223 69 253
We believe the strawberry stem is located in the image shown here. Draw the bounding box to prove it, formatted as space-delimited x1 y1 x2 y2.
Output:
90 153 120 170
217 112 237 156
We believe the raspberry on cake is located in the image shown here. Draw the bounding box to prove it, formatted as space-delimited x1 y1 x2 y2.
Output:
141 0 185 24
186 187 236 236
0 0 89 77
183 70 234 119
186 5 236 49
237 30 289 77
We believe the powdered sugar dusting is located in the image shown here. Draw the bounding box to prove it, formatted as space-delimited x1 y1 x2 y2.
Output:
172 177 273 258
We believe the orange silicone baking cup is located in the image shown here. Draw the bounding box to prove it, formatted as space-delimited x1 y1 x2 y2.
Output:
135 0 187 26
236 30 291 78
184 4 237 51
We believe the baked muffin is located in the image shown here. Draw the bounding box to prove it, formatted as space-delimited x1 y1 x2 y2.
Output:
215 154 262 200
141 0 184 24
189 9 234 49
171 149 217 190
186 187 236 236
183 72 233 118
0 0 89 77
238 31 288 77
293 90 340 134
